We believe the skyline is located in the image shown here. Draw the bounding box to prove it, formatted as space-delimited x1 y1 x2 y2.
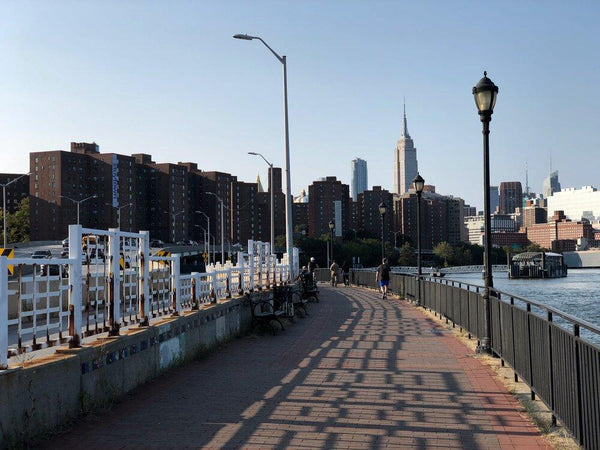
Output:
2 1 599 210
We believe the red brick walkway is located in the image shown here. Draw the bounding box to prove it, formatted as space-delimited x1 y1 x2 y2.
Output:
40 286 552 449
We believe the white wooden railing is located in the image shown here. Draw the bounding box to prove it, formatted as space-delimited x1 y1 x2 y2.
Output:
0 225 298 369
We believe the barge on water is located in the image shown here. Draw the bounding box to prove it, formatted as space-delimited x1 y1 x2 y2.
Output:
508 252 567 279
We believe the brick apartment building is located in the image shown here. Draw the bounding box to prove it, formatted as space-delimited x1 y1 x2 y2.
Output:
526 210 595 250
308 177 350 238
355 186 393 241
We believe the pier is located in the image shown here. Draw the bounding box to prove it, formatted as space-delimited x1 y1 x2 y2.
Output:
1 226 597 449
37 286 550 449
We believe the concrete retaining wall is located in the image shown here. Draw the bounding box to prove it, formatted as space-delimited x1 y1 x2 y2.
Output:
0 292 260 446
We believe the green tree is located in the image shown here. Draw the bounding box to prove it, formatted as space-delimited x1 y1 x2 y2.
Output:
433 242 453 267
398 242 416 266
2 198 30 245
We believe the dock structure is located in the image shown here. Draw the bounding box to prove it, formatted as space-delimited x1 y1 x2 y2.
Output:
508 251 567 279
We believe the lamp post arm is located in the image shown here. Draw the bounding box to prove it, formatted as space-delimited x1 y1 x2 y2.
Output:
254 37 284 64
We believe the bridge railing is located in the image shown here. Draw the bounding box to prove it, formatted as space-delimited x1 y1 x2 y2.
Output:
1 226 298 369
351 268 600 450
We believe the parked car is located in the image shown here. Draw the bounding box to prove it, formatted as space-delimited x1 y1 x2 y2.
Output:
61 237 69 247
40 263 67 277
150 239 164 248
32 250 52 259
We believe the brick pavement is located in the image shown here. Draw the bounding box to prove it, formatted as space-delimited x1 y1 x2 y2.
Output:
39 286 552 449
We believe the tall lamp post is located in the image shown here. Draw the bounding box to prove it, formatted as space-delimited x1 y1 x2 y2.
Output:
378 202 387 259
171 210 185 243
473 71 498 354
413 174 425 306
1 172 30 248
206 192 225 264
106 203 133 230
195 211 210 264
248 151 275 253
234 33 294 275
328 220 335 266
61 194 97 226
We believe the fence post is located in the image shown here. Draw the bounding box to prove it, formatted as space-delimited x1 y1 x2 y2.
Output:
138 230 150 326
191 272 199 309
237 251 245 293
210 270 218 303
258 242 264 289
226 266 232 298
248 240 255 291
108 228 121 336
68 224 83 346
0 256 8 369
171 254 181 316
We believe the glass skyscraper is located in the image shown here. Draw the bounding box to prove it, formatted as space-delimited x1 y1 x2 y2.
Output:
351 158 368 201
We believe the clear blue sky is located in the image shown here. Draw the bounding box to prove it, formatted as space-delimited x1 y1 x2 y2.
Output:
2 1 599 209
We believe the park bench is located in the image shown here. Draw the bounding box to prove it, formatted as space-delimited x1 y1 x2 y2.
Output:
274 284 308 318
247 293 286 334
300 272 319 303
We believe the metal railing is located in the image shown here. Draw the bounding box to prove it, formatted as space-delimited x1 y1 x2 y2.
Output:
1 225 298 369
351 268 600 450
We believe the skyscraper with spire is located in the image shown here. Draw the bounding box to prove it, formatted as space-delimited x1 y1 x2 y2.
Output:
394 104 418 195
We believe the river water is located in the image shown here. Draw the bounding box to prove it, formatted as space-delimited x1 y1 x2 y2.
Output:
443 268 600 346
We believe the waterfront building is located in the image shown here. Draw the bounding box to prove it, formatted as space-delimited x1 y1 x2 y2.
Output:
522 205 548 229
546 185 600 221
542 171 561 199
350 158 368 202
526 210 595 251
464 214 517 246
0 173 29 214
393 105 418 195
499 182 523 214
491 231 528 248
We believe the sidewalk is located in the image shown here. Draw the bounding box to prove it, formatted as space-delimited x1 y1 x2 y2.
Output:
40 286 552 449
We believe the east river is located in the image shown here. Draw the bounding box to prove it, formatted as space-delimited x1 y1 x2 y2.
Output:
443 268 600 347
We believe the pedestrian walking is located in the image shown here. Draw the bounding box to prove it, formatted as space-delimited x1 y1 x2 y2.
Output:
342 260 350 286
329 260 339 287
376 258 391 299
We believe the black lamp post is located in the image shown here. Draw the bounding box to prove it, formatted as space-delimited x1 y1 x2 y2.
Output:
378 202 387 259
473 71 498 354
328 220 335 265
413 173 425 306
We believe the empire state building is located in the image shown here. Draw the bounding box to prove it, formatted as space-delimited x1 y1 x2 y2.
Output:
394 106 418 195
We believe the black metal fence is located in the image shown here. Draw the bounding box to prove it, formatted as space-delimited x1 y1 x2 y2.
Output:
350 269 600 450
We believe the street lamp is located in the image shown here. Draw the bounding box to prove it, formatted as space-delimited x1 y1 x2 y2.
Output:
60 194 97 226
473 71 498 354
328 220 335 266
171 210 185 243
378 202 387 259
1 172 30 248
206 192 225 264
106 203 133 230
413 173 425 306
195 211 210 264
234 33 294 276
248 151 275 253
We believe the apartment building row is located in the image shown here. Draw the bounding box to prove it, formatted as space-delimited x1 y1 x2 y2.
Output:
5 142 471 251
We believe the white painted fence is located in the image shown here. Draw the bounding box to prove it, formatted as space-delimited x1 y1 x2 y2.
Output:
0 225 298 369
